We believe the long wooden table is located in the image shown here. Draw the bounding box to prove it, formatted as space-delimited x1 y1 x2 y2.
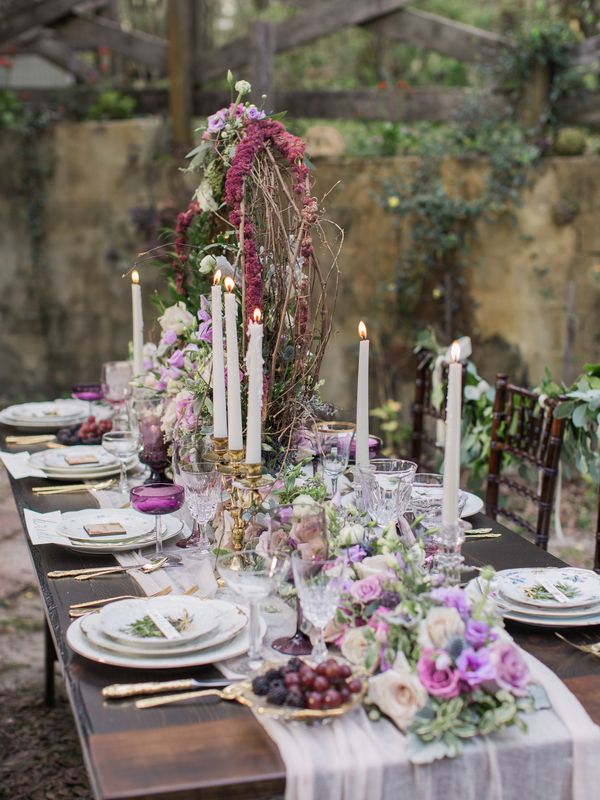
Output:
6 455 600 800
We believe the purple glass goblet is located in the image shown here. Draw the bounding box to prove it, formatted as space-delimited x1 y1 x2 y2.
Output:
139 415 170 484
72 383 104 416
130 484 184 566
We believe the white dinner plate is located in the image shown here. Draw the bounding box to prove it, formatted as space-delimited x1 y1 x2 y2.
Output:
498 567 600 610
53 514 184 554
82 599 247 656
31 446 119 471
98 596 222 649
56 509 154 541
3 400 86 421
461 492 484 518
67 607 264 669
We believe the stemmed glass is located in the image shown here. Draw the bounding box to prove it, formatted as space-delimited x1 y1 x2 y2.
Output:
217 550 290 673
130 484 184 566
71 383 103 416
101 361 133 429
315 421 355 499
272 503 328 656
180 462 221 556
359 458 417 528
292 554 343 662
101 431 139 495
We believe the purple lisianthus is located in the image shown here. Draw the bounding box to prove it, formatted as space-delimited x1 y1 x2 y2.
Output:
168 349 185 369
184 343 199 353
245 104 266 121
486 642 530 697
456 647 496 688
143 357 154 371
160 366 181 382
417 648 461 699
196 319 212 344
431 587 470 619
347 545 366 563
207 109 227 133
350 576 382 604
465 619 491 648
198 307 211 323
161 329 178 346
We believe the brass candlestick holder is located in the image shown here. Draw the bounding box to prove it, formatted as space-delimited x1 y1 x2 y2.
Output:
205 435 229 464
216 453 275 551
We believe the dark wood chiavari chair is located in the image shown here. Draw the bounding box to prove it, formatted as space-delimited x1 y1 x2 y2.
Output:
410 351 445 471
485 373 566 550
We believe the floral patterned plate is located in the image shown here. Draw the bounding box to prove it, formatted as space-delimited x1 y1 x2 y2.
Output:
497 568 600 610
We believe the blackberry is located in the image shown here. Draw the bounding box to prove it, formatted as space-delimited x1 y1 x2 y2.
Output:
379 590 401 609
267 685 287 705
252 676 270 696
265 667 283 683
286 657 304 673
285 690 305 708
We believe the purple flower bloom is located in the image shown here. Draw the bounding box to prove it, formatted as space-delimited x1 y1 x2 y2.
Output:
197 319 212 344
207 109 227 133
486 642 530 697
350 576 382 604
431 587 470 619
198 307 211 322
245 104 266 121
184 343 199 353
142 357 154 371
456 647 496 688
161 329 178 346
464 619 490 648
347 545 366 563
417 648 461 699
160 366 181 382
168 349 185 369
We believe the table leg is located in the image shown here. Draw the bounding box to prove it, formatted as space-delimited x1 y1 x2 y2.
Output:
44 618 56 707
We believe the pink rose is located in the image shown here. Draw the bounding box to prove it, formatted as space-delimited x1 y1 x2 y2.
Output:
350 576 382 604
486 642 530 697
417 648 461 699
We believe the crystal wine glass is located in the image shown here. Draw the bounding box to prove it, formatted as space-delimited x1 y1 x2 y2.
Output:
101 431 139 495
291 553 343 662
180 462 221 556
101 361 133 429
217 549 290 673
71 383 103 416
272 502 328 656
359 458 417 528
409 473 468 532
130 483 184 566
315 421 355 499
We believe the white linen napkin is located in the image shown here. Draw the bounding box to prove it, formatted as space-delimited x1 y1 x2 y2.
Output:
23 508 63 544
0 451 46 479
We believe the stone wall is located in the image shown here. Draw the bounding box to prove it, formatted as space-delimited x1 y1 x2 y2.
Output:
1 118 599 417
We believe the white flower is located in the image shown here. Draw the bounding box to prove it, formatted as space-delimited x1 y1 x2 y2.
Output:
367 655 427 732
355 555 391 579
235 80 252 96
193 178 217 212
143 373 159 390
292 494 318 518
340 523 365 546
417 607 465 650
199 254 217 274
215 255 234 277
158 302 195 335
340 627 375 668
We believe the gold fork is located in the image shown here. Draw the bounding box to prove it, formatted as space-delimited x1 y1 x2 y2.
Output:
69 585 173 616
555 633 600 656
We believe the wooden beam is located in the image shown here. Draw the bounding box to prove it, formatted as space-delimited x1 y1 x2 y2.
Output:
167 0 194 148
363 7 512 63
570 35 600 67
55 12 167 71
249 21 275 103
0 0 81 46
197 0 413 82
28 33 100 84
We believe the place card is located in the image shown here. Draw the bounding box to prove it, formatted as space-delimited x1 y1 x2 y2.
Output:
65 454 99 465
84 523 127 537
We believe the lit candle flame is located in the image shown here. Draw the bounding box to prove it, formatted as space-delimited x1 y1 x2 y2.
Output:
358 320 367 340
213 269 222 286
253 308 262 323
450 341 461 363
224 277 235 293
131 269 140 285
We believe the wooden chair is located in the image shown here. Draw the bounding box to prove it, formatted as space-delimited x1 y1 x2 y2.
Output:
485 373 566 550
410 351 445 470
594 486 600 574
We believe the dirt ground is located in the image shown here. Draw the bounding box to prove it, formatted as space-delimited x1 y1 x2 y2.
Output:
0 468 597 799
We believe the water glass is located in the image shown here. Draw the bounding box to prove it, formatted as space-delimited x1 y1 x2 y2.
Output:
217 550 290 672
101 361 133 428
359 458 417 528
130 483 184 565
180 462 221 556
101 431 139 495
292 553 343 662
409 473 467 530
315 421 355 498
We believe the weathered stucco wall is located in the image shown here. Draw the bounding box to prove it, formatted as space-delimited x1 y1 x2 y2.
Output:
1 118 599 415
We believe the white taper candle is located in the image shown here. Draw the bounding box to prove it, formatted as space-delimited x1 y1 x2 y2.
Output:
245 308 263 464
355 320 370 467
131 269 144 377
210 271 227 438
223 278 243 451
441 341 463 526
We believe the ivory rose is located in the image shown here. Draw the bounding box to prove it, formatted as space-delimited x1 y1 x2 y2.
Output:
340 627 378 670
158 302 195 335
355 555 392 579
417 606 465 650
367 653 428 731
340 523 366 546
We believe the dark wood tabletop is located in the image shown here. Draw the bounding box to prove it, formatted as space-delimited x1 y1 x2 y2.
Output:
5 439 600 800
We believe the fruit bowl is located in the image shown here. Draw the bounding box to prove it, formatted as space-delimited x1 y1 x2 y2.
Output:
57 416 112 446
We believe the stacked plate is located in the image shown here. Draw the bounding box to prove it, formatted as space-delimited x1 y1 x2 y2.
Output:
52 508 183 554
0 400 87 430
66 595 258 668
467 567 600 627
29 445 136 481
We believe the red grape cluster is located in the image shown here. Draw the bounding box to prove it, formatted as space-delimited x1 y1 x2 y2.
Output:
251 657 362 710
58 416 112 445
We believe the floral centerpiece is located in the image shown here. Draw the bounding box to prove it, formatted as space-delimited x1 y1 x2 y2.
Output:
145 74 340 466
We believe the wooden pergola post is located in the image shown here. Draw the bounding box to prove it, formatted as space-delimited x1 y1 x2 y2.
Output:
166 0 194 149
249 21 275 106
